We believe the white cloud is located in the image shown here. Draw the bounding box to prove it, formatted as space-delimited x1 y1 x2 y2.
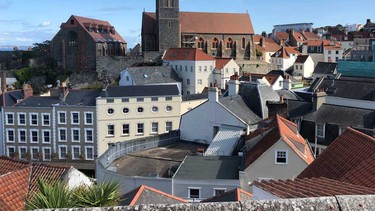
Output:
39 21 52 27
2 32 10 36
16 37 33 42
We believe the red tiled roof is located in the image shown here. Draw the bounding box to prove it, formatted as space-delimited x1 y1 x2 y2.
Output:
143 12 254 35
63 15 126 43
275 32 289 41
163 48 214 61
244 115 314 169
180 12 254 34
264 38 276 44
0 156 29 175
215 58 232 70
124 185 187 206
302 31 320 40
293 32 306 43
256 44 266 52
0 167 31 211
252 177 375 199
271 47 299 58
254 35 262 43
297 128 375 188
264 42 281 53
201 188 253 202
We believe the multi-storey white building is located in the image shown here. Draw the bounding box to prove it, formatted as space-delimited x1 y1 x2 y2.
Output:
96 85 182 156
270 47 299 70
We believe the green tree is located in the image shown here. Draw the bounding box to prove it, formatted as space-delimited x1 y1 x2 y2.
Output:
72 181 121 207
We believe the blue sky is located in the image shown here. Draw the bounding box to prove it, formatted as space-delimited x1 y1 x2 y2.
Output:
0 0 374 48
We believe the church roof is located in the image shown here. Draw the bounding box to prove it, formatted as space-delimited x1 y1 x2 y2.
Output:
143 12 254 35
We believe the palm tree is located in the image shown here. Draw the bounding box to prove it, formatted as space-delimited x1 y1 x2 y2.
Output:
72 181 121 207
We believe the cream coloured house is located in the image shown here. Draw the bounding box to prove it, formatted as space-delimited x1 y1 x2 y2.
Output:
96 85 181 155
214 58 240 90
293 55 314 78
239 115 314 191
270 47 299 70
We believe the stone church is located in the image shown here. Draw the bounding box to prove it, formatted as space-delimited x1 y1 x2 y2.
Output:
51 15 127 71
142 0 256 61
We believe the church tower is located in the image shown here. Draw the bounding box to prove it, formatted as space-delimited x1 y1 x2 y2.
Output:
156 0 180 52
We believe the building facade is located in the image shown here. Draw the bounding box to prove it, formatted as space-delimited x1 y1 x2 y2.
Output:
51 15 127 71
96 85 181 156
142 0 256 60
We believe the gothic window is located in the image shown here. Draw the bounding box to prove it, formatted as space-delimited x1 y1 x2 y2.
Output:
68 31 77 47
197 37 204 49
167 0 173 8
242 37 246 49
70 19 74 25
226 37 233 49
212 37 219 49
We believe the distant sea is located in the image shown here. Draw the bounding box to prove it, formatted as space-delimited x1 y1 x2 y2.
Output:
0 45 32 51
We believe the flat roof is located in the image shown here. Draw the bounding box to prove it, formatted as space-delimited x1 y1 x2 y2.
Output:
108 142 207 178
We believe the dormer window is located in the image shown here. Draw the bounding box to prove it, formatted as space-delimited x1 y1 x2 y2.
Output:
275 150 288 164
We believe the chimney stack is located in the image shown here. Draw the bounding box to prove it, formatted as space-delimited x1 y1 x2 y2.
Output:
312 90 327 111
21 84 33 99
367 19 371 25
282 76 292 90
228 72 240 96
59 83 69 102
208 87 219 102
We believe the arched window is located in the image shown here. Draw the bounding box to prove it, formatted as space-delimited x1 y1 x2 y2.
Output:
212 37 219 49
242 37 246 49
167 0 173 8
226 37 233 49
197 37 204 49
68 31 77 47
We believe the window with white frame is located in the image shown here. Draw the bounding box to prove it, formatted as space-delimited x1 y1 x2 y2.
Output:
42 113 50 126
151 122 158 134
71 112 80 125
122 124 129 135
5 112 14 125
166 121 173 132
6 146 16 157
137 123 144 134
58 111 66 124
225 68 229 73
213 188 227 196
84 112 93 125
42 147 51 161
30 113 38 126
18 129 27 143
30 147 39 161
71 128 80 142
58 146 67 159
188 188 201 199
30 130 39 143
58 128 67 142
316 123 325 138
204 66 207 72
107 125 114 136
151 97 158 102
166 105 173 112
42 130 51 144
85 146 94 160
85 128 94 143
19 147 27 160
275 150 288 164
6 129 15 143
198 66 202 72
197 79 202 85
18 113 26 125
165 97 172 101
72 146 81 160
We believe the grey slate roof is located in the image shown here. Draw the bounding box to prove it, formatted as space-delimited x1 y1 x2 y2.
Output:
287 100 312 119
15 96 60 107
173 156 241 180
313 62 337 75
102 84 180 98
276 90 303 101
122 66 181 85
308 78 375 101
182 93 208 101
239 82 280 118
0 90 23 107
63 90 101 106
219 95 261 124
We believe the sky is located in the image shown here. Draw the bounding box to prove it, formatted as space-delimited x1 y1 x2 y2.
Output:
0 0 374 48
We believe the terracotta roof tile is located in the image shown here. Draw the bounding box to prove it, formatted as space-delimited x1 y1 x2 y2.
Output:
253 177 375 199
297 128 375 188
0 156 29 175
293 32 306 43
254 35 262 43
302 32 320 40
163 48 214 61
215 58 232 70
275 32 289 41
179 12 254 34
264 42 281 52
0 166 31 211
271 47 299 58
68 15 126 43
244 115 313 169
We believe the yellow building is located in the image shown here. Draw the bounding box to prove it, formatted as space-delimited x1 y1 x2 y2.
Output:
96 85 181 155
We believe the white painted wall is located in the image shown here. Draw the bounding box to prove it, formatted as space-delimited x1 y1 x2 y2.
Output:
271 56 297 71
62 167 93 190
214 59 239 90
0 110 3 155
119 69 133 86
294 56 315 78
270 76 284 90
180 91 247 144
172 178 240 201
251 186 280 200
240 140 309 186
324 48 343 63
